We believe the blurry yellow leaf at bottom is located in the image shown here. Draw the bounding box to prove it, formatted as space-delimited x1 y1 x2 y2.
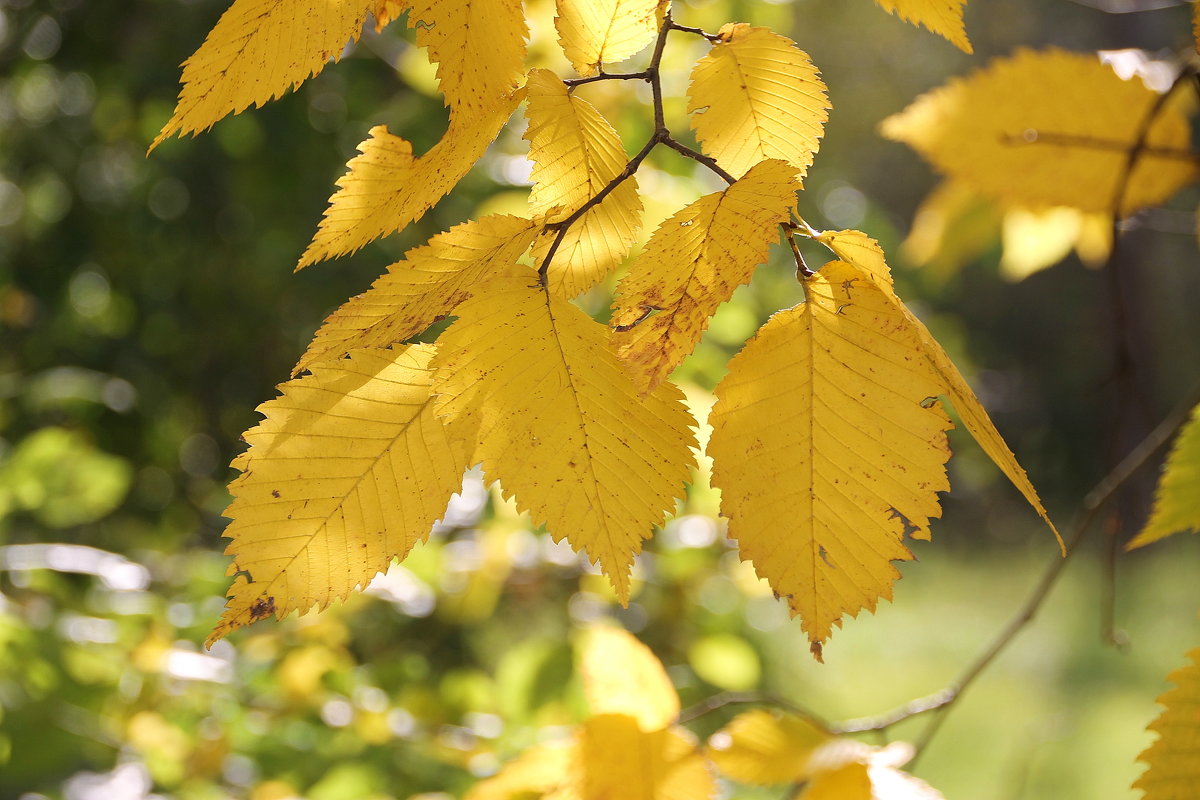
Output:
578 715 715 800
707 709 831 785
580 626 679 731
1133 647 1200 800
209 345 468 645
1127 402 1200 549
465 743 574 800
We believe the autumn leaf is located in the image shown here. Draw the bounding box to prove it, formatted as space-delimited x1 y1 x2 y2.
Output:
880 48 1198 215
407 0 527 115
152 0 374 150
555 0 667 76
431 275 696 602
294 215 538 374
580 625 679 731
687 23 829 180
1132 647 1200 800
813 228 893 288
871 0 971 53
708 261 954 652
297 92 521 268
369 0 408 31
611 159 799 393
209 345 468 645
524 68 643 296
1126 402 1200 550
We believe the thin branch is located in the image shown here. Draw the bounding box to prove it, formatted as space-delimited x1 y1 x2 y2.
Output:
564 70 650 89
659 135 736 184
1002 131 1200 163
677 691 828 728
667 20 724 42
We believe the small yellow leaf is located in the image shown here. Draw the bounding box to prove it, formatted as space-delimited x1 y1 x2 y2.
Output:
687 24 829 179
1000 206 1088 281
431 275 696 602
464 742 575 800
294 215 537 374
707 709 831 785
525 69 643 296
1127 402 1200 549
881 48 1198 215
814 229 893 288
708 262 953 649
578 715 716 800
580 626 678 731
555 0 666 76
611 159 799 393
209 345 468 645
408 0 527 115
152 0 373 150
871 0 972 53
1132 647 1200 800
297 93 520 268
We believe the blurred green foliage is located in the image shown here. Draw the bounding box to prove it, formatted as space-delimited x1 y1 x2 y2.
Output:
1 0 1198 798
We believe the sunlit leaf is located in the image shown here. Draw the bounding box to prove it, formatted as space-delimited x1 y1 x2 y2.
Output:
578 715 715 800
209 345 468 644
611 159 798 393
871 0 971 53
581 626 678 730
1127 402 1200 550
707 710 831 784
814 228 893 287
555 0 667 76
1132 647 1200 800
687 23 829 179
465 743 575 800
152 0 373 150
881 48 1198 214
431 275 696 602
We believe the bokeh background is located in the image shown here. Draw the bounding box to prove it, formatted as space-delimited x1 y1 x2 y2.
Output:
2 0 1199 798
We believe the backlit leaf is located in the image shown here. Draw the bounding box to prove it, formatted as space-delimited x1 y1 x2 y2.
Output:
1132 647 1200 800
555 0 666 76
581 626 678 730
1127 402 1200 550
708 710 831 785
431 275 696 602
525 69 642 296
294 215 538 374
578 715 716 800
209 345 468 645
687 24 829 179
407 0 527 115
814 228 893 287
871 0 971 53
708 261 953 652
297 92 520 268
802 741 945 800
611 159 798 393
880 48 1198 214
152 0 373 150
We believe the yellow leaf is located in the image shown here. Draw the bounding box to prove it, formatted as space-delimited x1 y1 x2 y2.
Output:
465 742 575 800
880 48 1198 215
687 24 829 180
1000 206 1090 281
431 275 696 602
1132 647 1200 800
708 262 953 651
294 215 538 374
578 715 716 800
1127 403 1200 549
555 0 666 76
707 710 831 785
208 345 467 645
814 228 893 288
152 0 373 150
408 0 527 115
525 69 642 296
297 93 520 268
900 180 1003 279
871 0 971 53
370 0 408 31
580 626 678 731
802 740 945 800
611 159 798 393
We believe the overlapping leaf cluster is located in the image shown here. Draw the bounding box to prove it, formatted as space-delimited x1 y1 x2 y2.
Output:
155 0 1076 657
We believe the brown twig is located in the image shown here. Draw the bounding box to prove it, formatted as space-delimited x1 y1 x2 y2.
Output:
564 70 650 89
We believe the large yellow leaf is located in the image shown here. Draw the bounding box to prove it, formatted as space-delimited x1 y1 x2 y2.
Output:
294 215 537 374
611 159 798 393
577 715 716 800
580 626 679 731
1132 647 1200 800
708 261 953 652
297 92 520 268
431 275 696 602
152 0 373 150
1127 402 1200 550
525 69 642 296
871 0 971 53
555 0 666 76
707 710 831 785
408 0 527 115
880 48 1198 215
209 345 468 645
687 24 829 180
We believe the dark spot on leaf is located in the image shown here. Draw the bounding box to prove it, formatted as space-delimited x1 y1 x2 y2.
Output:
271 489 280 498
249 596 275 621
